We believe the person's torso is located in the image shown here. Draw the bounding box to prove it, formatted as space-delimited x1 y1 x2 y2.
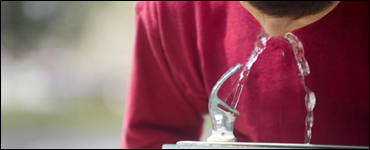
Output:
156 1 369 146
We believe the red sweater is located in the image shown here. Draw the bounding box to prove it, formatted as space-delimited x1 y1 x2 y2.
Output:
121 1 369 149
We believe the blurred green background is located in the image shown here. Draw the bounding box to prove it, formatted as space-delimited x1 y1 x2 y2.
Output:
1 1 134 149
1 1 212 149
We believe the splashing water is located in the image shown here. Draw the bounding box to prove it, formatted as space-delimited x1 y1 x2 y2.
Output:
282 33 316 144
223 29 316 144
223 29 271 109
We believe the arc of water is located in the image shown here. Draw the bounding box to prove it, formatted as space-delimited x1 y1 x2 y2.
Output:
283 33 316 144
223 29 271 110
222 29 316 144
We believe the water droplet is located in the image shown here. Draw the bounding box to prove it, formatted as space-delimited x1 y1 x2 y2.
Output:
305 92 316 112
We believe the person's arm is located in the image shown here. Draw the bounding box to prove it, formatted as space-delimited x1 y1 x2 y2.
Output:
120 2 205 149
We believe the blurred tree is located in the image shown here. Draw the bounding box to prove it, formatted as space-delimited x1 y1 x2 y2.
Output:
1 1 92 58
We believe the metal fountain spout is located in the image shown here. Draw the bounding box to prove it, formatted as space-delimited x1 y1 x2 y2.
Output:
207 64 241 142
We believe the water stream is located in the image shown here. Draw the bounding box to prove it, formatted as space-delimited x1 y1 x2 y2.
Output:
223 29 271 109
223 29 316 144
283 32 316 144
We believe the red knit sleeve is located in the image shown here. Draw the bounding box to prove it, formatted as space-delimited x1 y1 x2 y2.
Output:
120 2 205 149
